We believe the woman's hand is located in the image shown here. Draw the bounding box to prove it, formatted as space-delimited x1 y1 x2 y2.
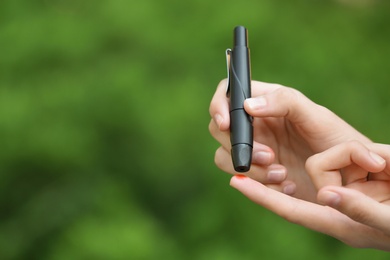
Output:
229 141 390 250
209 79 371 201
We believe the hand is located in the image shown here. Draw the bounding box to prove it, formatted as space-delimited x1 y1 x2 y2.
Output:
229 141 390 250
209 79 371 201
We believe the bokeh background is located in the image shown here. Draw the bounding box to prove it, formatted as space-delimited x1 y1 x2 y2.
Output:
1 0 390 259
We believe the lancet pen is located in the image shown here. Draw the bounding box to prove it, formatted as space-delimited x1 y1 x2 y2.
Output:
226 26 253 172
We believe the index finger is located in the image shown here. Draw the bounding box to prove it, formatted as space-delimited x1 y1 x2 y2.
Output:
305 141 386 190
229 175 362 242
209 79 230 131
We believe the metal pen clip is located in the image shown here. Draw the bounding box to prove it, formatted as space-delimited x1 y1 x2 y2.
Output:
225 48 232 96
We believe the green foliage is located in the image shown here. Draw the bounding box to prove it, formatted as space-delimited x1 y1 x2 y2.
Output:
0 0 389 259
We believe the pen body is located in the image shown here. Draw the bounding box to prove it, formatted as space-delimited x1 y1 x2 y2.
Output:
229 26 253 172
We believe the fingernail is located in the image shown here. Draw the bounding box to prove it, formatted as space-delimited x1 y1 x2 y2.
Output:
319 191 341 207
267 168 286 182
369 151 385 165
245 96 267 110
283 183 296 195
214 114 224 129
254 151 272 165
234 174 247 179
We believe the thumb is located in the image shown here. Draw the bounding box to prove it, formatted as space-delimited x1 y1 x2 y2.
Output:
243 87 371 151
244 87 320 123
318 186 390 235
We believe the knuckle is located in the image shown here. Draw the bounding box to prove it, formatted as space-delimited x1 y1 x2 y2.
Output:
280 202 301 224
305 154 320 176
277 87 303 101
275 87 306 119
218 78 228 88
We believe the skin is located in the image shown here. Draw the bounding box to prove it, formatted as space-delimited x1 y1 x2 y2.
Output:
209 79 370 201
230 141 390 250
209 79 390 250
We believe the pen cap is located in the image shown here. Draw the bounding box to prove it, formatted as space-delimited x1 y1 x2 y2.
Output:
230 26 251 110
234 26 248 47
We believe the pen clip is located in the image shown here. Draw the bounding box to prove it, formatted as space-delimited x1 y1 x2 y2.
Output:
225 48 231 96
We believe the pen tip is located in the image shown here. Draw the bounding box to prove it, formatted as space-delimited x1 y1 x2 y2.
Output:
231 144 252 172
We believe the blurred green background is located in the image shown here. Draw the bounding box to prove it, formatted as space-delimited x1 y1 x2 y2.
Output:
1 0 390 259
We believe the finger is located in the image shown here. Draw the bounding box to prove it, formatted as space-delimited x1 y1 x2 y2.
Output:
370 143 390 164
229 175 360 241
368 143 390 180
209 80 290 131
318 186 390 237
244 86 322 124
209 79 230 131
244 87 372 152
305 141 386 190
209 119 230 149
347 180 390 203
215 147 287 184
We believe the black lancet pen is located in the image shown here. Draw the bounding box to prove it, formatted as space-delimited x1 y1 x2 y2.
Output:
226 26 253 172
